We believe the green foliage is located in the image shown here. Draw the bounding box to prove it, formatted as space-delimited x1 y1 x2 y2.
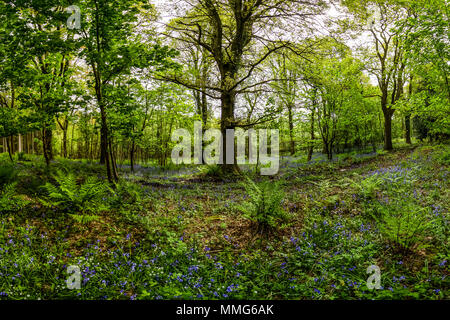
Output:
353 173 383 201
0 163 17 187
0 0 449 302
0 183 28 213
0 144 448 300
436 145 450 165
376 149 388 156
356 163 437 252
111 179 143 208
41 170 111 215
200 165 222 177
378 200 433 252
17 152 26 161
239 177 287 233
69 214 101 225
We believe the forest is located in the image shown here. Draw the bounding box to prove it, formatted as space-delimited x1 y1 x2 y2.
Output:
0 0 449 301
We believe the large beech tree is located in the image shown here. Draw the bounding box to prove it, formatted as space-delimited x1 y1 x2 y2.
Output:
161 0 327 173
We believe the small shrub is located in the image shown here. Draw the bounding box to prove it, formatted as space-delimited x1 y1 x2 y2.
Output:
0 164 17 187
239 177 287 233
41 170 112 215
0 183 28 213
354 173 383 201
110 180 143 208
200 165 222 177
378 200 433 252
17 152 26 162
357 164 435 253
436 145 450 165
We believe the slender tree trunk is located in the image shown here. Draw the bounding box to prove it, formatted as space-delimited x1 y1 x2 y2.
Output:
323 140 332 161
405 115 411 144
18 134 22 153
6 137 13 162
100 133 106 164
24 134 28 154
62 128 68 158
100 108 113 183
70 124 75 159
109 139 119 181
31 132 34 154
60 118 69 158
43 132 48 165
93 62 114 183
9 136 14 156
405 76 413 145
307 108 315 162
325 140 333 161
42 127 53 166
288 104 295 155
130 140 135 173
202 91 208 129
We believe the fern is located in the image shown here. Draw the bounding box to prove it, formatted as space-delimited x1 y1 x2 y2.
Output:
199 165 222 178
0 183 28 213
378 202 433 252
17 152 26 161
239 176 287 233
41 170 111 215
110 180 142 208
437 145 450 165
353 173 383 201
69 214 101 225
0 164 17 187
357 166 434 252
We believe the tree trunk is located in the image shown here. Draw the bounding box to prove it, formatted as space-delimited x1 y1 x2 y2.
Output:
405 114 411 144
130 140 135 173
323 140 332 161
70 124 75 158
42 127 53 166
327 143 333 161
6 137 13 162
62 127 68 158
307 108 315 162
288 104 295 155
18 134 22 153
405 76 413 145
383 110 393 151
100 129 107 164
109 139 119 181
101 110 113 183
9 136 14 156
201 59 208 128
220 90 238 175
31 132 35 154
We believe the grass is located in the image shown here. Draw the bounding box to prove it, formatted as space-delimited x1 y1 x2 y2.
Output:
0 143 448 300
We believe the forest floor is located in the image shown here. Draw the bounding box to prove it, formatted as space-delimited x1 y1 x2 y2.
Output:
0 143 448 299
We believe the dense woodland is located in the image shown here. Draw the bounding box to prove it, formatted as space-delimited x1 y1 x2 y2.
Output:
0 0 448 300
